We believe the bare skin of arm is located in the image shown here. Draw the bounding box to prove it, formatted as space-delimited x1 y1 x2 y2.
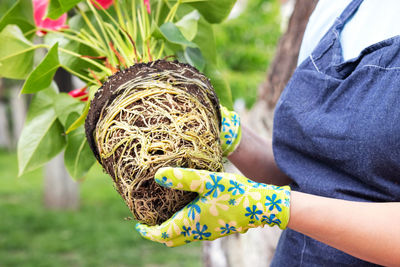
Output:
228 125 292 186
228 124 400 266
289 192 400 266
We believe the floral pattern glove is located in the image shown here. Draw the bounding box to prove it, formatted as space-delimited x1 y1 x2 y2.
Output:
135 167 291 247
220 105 242 156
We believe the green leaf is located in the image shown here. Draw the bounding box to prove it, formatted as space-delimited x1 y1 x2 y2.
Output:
44 32 99 77
25 83 59 123
0 25 35 79
184 47 205 72
204 63 233 109
176 10 200 41
160 22 197 48
189 0 236 24
47 0 82 20
18 84 66 176
88 85 100 100
53 93 85 127
0 0 35 39
193 17 217 65
65 101 90 134
64 126 96 179
21 43 61 94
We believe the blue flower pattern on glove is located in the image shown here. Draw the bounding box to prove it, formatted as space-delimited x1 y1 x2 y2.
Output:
220 106 241 156
135 168 291 247
228 180 245 195
192 223 211 240
161 232 169 239
265 194 283 212
247 179 268 188
187 200 201 220
220 223 237 234
224 129 237 145
155 176 173 188
205 174 225 197
245 205 263 220
262 214 281 227
231 114 239 126
228 199 236 205
135 224 147 236
284 198 290 207
222 117 230 131
181 226 191 237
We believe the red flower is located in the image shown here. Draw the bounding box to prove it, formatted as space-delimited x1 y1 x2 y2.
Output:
92 0 114 9
144 0 151 14
68 87 89 102
33 0 68 36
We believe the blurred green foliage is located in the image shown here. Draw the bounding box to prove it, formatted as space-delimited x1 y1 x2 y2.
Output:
0 150 201 267
215 0 282 108
0 1 14 16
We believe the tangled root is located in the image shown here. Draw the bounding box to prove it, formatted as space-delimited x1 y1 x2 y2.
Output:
86 60 223 225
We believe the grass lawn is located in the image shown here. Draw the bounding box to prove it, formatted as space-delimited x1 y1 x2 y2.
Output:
0 150 202 267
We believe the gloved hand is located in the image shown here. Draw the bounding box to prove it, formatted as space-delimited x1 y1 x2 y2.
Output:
220 106 242 156
135 167 291 247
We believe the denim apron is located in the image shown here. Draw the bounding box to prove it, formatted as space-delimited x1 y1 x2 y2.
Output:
271 0 400 265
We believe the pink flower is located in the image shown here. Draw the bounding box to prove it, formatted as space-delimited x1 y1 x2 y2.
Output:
92 0 114 9
33 0 68 36
68 87 89 101
144 0 151 14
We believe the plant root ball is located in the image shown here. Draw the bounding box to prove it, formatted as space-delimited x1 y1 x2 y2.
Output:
85 60 223 226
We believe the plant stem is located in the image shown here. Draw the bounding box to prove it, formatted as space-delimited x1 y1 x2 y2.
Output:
114 0 125 28
0 44 46 61
44 29 104 54
155 0 163 25
165 0 181 22
86 0 116 66
77 5 110 59
58 47 112 75
62 65 97 84
23 28 37 37
131 0 137 43
104 23 132 66
137 9 146 60
156 42 165 59
96 2 139 64
79 29 105 49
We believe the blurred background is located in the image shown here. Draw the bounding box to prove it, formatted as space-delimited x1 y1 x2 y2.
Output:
0 0 288 266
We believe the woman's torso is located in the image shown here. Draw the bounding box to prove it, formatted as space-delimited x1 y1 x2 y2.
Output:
272 0 400 265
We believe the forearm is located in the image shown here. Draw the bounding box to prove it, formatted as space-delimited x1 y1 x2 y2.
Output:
227 125 292 186
288 191 400 266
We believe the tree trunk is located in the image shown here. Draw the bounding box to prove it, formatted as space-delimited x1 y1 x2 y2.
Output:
0 79 12 150
203 0 317 266
43 69 80 209
44 152 80 209
10 85 27 148
261 0 318 109
0 101 11 150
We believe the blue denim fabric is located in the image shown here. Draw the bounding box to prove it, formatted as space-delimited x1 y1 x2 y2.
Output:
271 0 400 265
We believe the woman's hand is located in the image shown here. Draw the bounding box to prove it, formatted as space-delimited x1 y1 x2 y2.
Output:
135 167 291 247
220 106 242 157
219 106 292 185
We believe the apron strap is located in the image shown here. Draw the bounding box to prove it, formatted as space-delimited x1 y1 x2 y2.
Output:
336 0 364 27
311 0 365 75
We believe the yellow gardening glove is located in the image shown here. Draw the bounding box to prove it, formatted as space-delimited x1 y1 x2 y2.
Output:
220 106 242 156
135 167 291 247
